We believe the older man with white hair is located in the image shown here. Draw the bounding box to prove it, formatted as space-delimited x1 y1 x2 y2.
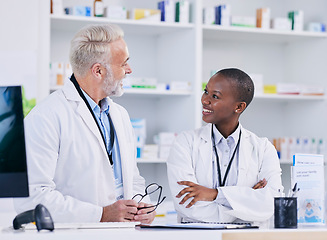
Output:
14 24 156 224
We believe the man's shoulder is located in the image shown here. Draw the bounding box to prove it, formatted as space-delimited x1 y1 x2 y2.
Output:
26 90 68 119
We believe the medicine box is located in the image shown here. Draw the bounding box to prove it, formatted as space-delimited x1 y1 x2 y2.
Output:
65 6 91 16
256 8 270 29
158 0 175 23
231 16 256 28
249 73 263 95
169 81 191 91
203 7 215 25
132 9 161 22
271 18 292 31
215 4 231 26
175 1 190 23
142 144 159 160
51 62 64 86
300 84 324 96
51 0 63 15
124 77 157 89
158 132 177 145
307 22 326 32
104 6 127 20
288 10 304 31
263 84 277 94
277 83 301 95
64 63 72 83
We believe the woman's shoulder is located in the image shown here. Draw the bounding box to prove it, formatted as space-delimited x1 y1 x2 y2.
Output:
176 124 211 143
241 127 273 148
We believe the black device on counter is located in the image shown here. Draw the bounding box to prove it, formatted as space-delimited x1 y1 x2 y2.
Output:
13 204 54 231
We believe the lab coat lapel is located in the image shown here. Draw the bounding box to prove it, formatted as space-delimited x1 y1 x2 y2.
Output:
63 80 108 159
108 100 133 198
199 124 214 185
237 128 253 186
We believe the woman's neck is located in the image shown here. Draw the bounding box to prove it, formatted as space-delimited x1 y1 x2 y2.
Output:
214 122 239 139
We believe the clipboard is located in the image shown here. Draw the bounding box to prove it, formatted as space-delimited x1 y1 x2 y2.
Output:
137 222 258 230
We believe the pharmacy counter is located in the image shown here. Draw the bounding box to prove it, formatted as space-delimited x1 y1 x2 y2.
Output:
1 226 327 240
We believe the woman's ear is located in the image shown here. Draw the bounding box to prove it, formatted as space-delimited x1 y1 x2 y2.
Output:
235 102 247 114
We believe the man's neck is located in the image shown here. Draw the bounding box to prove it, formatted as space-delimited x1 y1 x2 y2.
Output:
76 76 103 105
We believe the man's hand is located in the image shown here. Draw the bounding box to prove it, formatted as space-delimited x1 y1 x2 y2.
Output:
252 178 267 189
100 199 138 222
133 202 156 224
176 181 218 208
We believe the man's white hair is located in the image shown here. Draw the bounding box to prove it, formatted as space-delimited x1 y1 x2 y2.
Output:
69 24 124 78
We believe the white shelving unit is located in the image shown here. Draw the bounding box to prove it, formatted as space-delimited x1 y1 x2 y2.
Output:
203 25 327 42
40 0 327 198
254 94 325 101
51 15 195 34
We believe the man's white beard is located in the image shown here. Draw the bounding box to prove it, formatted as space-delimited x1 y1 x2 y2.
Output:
103 68 124 97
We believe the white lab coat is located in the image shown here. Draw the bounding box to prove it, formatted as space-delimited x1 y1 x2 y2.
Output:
14 80 146 222
167 123 283 223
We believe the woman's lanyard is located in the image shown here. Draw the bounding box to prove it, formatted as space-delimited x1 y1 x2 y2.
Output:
70 74 114 165
211 124 241 187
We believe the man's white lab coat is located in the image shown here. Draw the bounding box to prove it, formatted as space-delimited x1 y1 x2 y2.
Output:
14 80 145 222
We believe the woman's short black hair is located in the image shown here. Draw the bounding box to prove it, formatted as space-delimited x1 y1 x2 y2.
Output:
215 68 254 108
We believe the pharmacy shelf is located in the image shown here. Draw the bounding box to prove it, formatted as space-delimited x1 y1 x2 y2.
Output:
50 86 192 97
136 158 166 164
51 15 194 36
253 94 325 101
123 88 192 97
202 25 327 43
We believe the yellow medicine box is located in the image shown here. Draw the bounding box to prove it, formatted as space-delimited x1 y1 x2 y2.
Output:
132 9 161 21
263 85 277 94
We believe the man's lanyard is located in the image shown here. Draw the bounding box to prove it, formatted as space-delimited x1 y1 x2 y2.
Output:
70 74 114 165
211 124 241 187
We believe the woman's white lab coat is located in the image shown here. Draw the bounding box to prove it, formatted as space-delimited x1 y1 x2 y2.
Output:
167 124 283 223
14 80 145 222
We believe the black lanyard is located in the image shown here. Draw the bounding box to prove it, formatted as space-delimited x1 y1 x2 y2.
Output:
211 124 241 187
70 74 114 165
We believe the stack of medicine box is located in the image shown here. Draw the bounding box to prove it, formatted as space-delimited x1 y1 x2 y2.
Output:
203 4 230 26
157 1 190 23
256 8 270 29
288 10 304 31
158 132 177 160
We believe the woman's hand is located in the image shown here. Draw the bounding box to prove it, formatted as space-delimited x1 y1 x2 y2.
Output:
176 181 218 208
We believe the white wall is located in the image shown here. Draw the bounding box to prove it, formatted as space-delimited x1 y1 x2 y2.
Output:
0 0 49 227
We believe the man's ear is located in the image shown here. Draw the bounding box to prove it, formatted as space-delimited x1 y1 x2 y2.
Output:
91 63 102 79
235 102 247 114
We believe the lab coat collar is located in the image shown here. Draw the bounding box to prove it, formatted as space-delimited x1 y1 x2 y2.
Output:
199 123 242 143
107 98 133 198
199 123 253 187
62 80 134 197
212 123 241 147
62 79 109 163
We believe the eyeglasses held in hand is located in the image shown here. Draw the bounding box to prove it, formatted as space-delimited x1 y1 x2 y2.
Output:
132 183 166 214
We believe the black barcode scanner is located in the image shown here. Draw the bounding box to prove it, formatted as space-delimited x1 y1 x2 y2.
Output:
13 204 54 231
